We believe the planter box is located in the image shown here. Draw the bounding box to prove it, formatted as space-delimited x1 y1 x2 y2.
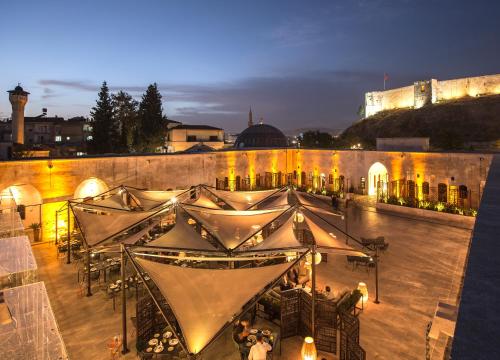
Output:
375 202 476 229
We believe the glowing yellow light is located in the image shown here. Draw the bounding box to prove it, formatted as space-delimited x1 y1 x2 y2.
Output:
306 252 322 265
170 196 178 204
295 212 304 223
357 282 369 306
74 177 108 199
301 336 317 360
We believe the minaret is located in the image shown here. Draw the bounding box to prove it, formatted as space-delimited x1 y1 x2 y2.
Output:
8 84 29 145
248 107 253 128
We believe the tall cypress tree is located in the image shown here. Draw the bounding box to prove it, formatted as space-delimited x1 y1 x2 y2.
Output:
136 83 165 152
89 82 116 153
112 91 138 152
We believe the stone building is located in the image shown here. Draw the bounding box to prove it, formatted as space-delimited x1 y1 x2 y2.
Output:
365 73 500 117
165 124 224 153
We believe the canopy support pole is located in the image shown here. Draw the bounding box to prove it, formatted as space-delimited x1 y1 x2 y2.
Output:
311 245 317 339
66 203 71 264
55 210 58 244
124 246 192 358
86 249 92 297
374 246 380 304
345 200 349 245
121 244 129 354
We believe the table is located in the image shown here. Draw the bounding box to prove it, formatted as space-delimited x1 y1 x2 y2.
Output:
143 330 182 357
244 327 280 356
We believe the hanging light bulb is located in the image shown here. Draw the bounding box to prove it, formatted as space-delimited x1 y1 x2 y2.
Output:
301 336 317 360
306 252 322 265
295 211 305 223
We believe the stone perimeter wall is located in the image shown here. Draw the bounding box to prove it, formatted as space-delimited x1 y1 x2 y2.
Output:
0 149 492 204
365 73 500 117
0 149 492 240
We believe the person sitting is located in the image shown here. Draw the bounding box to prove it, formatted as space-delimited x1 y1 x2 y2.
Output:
233 318 250 359
286 267 299 287
248 333 272 360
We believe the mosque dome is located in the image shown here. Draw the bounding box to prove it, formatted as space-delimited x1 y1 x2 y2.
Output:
235 123 288 148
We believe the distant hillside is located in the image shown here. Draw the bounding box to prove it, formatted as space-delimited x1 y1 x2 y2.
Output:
342 95 500 150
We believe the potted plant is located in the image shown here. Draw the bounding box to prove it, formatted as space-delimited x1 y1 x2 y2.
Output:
30 223 41 242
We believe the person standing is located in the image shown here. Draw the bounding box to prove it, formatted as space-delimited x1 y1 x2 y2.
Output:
248 333 272 360
233 318 250 359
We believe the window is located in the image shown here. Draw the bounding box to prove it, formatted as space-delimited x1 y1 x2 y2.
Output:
187 135 197 142
209 135 218 141
328 174 333 184
420 85 426 92
55 136 62 142
422 182 430 195
407 180 415 198
438 183 447 202
459 185 468 199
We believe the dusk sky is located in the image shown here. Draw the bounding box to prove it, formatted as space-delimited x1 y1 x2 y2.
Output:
1 0 499 133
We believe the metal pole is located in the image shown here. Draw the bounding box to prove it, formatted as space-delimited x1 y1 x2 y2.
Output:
86 249 92 297
345 200 349 245
121 244 129 354
39 204 43 241
311 245 317 338
66 204 71 264
55 211 58 245
374 246 380 304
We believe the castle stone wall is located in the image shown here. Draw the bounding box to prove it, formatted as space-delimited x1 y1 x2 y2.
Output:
365 73 500 117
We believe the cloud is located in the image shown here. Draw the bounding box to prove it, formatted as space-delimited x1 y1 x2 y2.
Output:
38 69 412 132
269 17 324 47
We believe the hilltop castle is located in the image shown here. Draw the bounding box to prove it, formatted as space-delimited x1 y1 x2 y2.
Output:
364 73 500 118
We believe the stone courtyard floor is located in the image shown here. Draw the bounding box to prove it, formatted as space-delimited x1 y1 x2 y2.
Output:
32 203 471 360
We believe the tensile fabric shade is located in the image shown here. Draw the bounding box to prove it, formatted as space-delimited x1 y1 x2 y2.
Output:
136 258 292 354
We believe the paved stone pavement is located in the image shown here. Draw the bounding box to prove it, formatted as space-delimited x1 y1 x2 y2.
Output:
32 203 471 360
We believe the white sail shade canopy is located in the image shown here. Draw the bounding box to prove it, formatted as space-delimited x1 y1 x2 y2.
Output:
82 191 130 210
136 258 293 354
238 211 303 252
302 208 366 256
146 209 217 251
206 188 282 210
251 189 290 210
185 193 222 209
121 219 161 245
126 188 186 210
294 191 332 211
182 206 287 250
72 206 160 247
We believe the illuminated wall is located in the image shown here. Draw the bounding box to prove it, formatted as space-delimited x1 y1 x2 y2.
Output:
365 73 500 117
0 149 493 240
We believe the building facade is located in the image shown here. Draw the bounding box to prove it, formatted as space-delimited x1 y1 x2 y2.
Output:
365 73 500 117
165 124 224 153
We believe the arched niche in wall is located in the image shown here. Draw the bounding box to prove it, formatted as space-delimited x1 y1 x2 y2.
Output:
73 177 109 200
368 162 388 196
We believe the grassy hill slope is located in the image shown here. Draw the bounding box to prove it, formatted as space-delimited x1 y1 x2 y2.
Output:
341 95 500 150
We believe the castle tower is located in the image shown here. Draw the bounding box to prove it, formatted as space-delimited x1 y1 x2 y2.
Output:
248 107 253 128
8 84 29 145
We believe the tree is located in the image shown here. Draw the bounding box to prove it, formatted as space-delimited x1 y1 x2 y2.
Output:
357 104 365 118
135 83 165 152
89 82 117 153
112 91 138 152
299 131 334 148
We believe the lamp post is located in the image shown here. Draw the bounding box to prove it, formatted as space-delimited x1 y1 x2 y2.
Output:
86 249 92 297
121 244 129 354
374 246 380 304
311 246 317 339
66 203 71 264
